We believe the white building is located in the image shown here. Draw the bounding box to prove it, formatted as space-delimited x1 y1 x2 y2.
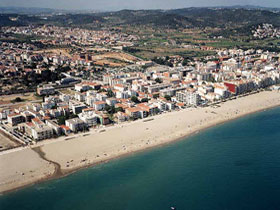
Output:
176 90 201 106
214 84 231 98
42 101 56 110
59 94 71 102
93 101 106 111
37 85 55 96
86 96 98 107
65 118 87 132
31 124 53 141
75 92 86 102
78 111 98 127
46 120 62 136
96 93 108 101
106 98 118 106
116 91 129 99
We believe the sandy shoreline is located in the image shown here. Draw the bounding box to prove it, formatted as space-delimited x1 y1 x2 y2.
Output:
1 90 280 194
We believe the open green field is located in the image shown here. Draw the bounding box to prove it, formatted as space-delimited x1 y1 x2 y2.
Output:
123 26 280 60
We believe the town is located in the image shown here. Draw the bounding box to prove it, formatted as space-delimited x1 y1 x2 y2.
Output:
1 24 280 146
2 5 280 206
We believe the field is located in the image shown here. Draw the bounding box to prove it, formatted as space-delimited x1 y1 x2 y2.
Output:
35 48 140 67
0 131 19 151
122 26 280 60
122 29 217 59
0 93 41 105
91 52 140 67
34 48 72 57
59 88 76 95
0 93 42 111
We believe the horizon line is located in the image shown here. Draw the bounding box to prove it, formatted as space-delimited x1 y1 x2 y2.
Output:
0 4 280 13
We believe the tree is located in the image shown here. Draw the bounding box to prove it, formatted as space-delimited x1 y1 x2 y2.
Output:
155 78 162 83
57 116 67 125
98 88 106 93
105 105 117 114
152 57 165 65
123 47 140 53
182 59 189 66
51 72 58 83
141 98 149 103
41 70 52 82
153 93 159 99
164 95 171 101
115 107 124 113
12 97 23 103
107 89 115 97
131 96 140 104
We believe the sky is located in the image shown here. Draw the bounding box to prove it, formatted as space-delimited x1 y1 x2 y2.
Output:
0 0 280 11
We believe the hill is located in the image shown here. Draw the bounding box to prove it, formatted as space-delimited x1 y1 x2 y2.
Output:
1 7 280 31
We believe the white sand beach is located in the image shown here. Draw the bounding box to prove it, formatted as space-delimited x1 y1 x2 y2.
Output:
1 90 280 194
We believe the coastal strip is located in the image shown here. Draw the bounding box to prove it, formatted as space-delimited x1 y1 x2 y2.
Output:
1 90 280 194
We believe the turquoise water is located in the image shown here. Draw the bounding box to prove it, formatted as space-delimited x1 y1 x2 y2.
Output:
1 107 280 210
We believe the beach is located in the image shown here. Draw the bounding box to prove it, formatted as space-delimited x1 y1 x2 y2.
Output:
1 90 280 194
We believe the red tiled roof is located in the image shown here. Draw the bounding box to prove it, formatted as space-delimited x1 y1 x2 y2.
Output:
60 125 71 130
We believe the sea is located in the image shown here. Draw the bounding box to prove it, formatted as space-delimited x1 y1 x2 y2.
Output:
1 107 280 210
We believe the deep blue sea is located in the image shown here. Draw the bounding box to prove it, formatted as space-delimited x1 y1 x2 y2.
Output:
1 107 280 210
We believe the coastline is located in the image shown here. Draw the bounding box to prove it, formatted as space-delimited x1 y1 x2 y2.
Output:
1 90 280 195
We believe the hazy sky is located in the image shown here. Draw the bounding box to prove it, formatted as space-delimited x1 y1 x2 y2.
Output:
1 0 280 11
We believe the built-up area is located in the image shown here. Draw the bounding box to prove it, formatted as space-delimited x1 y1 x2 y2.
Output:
1 25 280 144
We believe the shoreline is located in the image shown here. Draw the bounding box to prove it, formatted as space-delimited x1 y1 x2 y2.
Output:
1 90 280 195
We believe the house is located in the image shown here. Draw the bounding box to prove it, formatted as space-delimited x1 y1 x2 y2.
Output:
7 113 24 126
49 109 61 118
60 125 71 135
31 124 53 141
18 122 35 137
75 82 101 92
136 60 154 67
114 112 129 123
106 98 118 106
31 103 41 112
37 85 55 96
125 107 141 119
115 103 129 110
42 101 56 110
0 109 12 119
59 94 71 102
65 118 87 132
97 114 110 125
57 106 70 116
93 101 106 111
116 91 129 99
176 102 185 109
32 117 44 126
71 103 87 115
19 111 33 122
137 103 159 117
214 84 231 98
75 92 86 102
176 90 200 106
96 93 108 101
114 84 127 92
78 111 98 127
46 120 62 136
86 96 98 107
75 83 89 92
